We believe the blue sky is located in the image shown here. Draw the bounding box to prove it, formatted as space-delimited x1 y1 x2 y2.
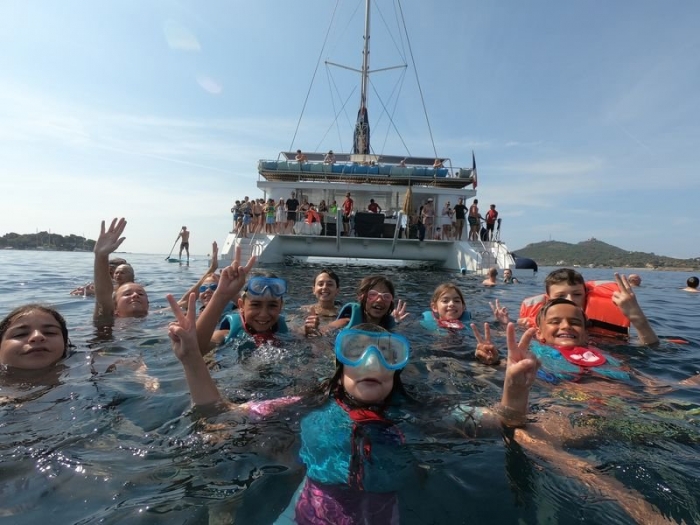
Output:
2 1 698 259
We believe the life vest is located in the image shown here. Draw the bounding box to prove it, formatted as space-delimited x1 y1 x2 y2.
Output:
337 302 396 330
220 311 289 345
519 281 631 338
306 209 321 224
529 340 630 384
420 310 472 332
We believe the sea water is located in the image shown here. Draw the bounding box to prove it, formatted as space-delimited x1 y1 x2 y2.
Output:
0 250 698 524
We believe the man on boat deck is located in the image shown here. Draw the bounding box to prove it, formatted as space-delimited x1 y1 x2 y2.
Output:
295 149 308 163
177 226 190 262
367 199 382 214
285 192 299 234
453 198 467 241
342 192 354 236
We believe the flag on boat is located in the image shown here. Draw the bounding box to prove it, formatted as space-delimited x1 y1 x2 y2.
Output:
472 151 478 189
353 103 370 155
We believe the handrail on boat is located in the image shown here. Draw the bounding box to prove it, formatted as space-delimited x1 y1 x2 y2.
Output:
391 211 404 253
335 208 342 251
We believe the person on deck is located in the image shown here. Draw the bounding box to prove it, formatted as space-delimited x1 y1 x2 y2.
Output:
342 193 354 236
485 204 498 241
367 199 382 214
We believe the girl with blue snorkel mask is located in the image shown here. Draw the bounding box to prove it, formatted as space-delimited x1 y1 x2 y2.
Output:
168 289 539 524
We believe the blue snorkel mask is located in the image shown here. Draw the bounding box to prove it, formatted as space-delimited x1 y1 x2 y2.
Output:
244 276 287 297
334 329 410 371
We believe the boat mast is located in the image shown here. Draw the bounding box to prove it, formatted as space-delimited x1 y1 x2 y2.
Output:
361 0 370 108
353 0 372 155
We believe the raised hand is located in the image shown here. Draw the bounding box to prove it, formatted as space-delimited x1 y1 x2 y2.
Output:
470 322 501 365
167 293 199 362
210 241 219 272
215 246 257 301
611 272 659 346
611 273 641 318
503 323 538 391
489 299 510 325
499 323 539 424
392 299 410 323
304 306 320 336
94 218 126 256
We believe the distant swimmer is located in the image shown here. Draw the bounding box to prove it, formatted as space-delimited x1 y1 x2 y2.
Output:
177 226 190 262
683 276 699 292
628 274 642 287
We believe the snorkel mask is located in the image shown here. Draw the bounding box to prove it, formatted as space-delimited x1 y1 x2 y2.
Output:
334 329 410 371
243 276 287 297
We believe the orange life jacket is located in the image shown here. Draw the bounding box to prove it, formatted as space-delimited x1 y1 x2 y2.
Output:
519 280 630 338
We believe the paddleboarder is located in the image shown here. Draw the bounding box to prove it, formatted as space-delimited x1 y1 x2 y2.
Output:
177 226 190 262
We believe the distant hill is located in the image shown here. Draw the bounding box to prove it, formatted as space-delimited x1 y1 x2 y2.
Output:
513 238 700 270
0 232 95 252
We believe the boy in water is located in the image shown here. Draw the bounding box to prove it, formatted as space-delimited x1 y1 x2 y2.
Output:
491 268 658 346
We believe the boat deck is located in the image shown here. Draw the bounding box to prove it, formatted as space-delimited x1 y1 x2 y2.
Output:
259 165 473 189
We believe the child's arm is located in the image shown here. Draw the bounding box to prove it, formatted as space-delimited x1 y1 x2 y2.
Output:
195 247 256 355
612 273 659 346
178 241 219 308
93 218 126 320
168 293 223 406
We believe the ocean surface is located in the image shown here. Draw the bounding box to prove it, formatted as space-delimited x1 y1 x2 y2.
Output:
0 250 699 524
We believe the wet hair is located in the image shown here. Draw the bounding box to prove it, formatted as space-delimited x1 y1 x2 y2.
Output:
314 268 340 288
430 283 465 307
0 304 70 358
357 275 396 327
687 276 699 289
536 298 587 328
544 268 585 295
114 264 135 283
488 267 498 278
202 272 220 283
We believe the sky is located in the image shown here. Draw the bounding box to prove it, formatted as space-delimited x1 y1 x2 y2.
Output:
1 1 699 259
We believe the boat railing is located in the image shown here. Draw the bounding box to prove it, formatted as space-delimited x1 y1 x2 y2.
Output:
391 211 404 253
258 159 474 180
335 208 342 250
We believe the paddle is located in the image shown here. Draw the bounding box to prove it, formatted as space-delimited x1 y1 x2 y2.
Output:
165 235 179 261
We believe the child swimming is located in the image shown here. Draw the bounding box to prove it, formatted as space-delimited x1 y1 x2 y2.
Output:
326 275 409 332
167 291 539 524
0 304 69 371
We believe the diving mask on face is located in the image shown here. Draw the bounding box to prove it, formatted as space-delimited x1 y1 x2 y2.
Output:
335 329 410 371
244 276 287 297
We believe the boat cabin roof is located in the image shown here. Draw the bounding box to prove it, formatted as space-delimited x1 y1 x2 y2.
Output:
282 152 449 166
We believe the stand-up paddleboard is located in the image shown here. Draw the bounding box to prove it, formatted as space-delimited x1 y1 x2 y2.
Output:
166 257 195 263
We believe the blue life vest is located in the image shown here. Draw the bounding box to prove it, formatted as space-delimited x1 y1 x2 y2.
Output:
529 340 630 384
220 312 288 345
419 310 471 332
299 399 411 492
337 302 396 330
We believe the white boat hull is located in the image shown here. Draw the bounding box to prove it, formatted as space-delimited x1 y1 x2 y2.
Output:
220 233 515 274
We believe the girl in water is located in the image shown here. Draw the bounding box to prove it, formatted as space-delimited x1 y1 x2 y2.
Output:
167 291 538 524
0 304 70 371
325 275 409 332
420 283 500 365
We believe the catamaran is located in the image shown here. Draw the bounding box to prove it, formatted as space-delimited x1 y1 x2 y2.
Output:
219 0 517 273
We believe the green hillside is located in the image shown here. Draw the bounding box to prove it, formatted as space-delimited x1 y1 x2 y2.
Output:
513 238 700 270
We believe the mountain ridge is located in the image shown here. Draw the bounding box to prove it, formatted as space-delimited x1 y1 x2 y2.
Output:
513 238 700 270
